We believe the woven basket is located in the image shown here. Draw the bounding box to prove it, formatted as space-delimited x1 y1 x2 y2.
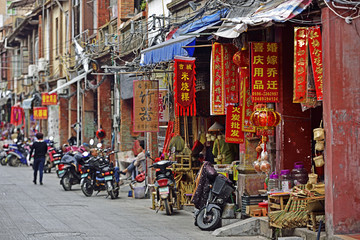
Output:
313 155 324 167
315 140 325 151
313 120 324 141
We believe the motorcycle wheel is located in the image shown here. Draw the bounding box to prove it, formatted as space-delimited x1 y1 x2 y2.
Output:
164 199 173 216
196 207 221 231
81 179 93 197
9 155 19 167
61 173 72 191
0 157 7 166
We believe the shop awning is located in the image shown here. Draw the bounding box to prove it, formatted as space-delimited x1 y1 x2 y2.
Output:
22 97 34 109
140 9 228 66
215 0 312 39
49 70 92 94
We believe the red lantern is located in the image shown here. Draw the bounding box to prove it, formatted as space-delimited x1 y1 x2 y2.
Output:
233 47 249 68
250 107 281 130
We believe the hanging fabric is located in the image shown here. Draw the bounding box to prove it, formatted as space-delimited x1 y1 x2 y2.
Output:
174 56 197 116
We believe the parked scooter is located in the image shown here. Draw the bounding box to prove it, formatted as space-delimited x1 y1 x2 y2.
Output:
44 136 56 173
0 143 10 165
59 151 87 191
7 139 30 167
193 162 235 231
80 140 119 199
149 158 177 215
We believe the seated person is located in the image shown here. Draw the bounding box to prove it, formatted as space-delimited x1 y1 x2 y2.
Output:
120 140 145 179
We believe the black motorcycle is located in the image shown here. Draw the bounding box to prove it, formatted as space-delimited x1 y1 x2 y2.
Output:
193 162 235 231
59 152 87 191
80 149 119 199
150 160 177 215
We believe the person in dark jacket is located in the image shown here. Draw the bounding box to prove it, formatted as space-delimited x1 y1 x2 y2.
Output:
29 132 48 185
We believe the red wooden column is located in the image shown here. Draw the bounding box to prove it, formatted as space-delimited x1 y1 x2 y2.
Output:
322 8 360 236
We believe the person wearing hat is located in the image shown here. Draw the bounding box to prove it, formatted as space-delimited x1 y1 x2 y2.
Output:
29 132 48 185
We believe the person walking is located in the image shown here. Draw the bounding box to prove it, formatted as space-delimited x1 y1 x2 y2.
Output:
29 132 48 185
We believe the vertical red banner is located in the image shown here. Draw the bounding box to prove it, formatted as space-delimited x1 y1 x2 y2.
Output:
250 42 280 103
223 44 239 104
211 42 225 115
41 92 58 105
33 107 48 120
293 27 308 103
225 105 244 144
174 56 196 116
308 26 323 101
241 69 256 132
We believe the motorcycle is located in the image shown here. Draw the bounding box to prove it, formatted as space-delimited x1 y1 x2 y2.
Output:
6 139 29 167
80 141 119 199
59 151 87 191
193 162 235 231
149 159 177 215
56 144 85 178
44 136 57 173
0 144 10 165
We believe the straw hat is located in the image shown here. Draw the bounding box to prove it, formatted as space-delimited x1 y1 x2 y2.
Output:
208 122 224 132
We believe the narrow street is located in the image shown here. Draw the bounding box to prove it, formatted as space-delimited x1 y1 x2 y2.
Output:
0 165 263 240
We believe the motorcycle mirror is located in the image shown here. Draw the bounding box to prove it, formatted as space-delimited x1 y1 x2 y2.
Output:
96 143 102 148
14 139 18 143
145 151 151 158
49 136 54 141
82 152 90 158
89 139 94 146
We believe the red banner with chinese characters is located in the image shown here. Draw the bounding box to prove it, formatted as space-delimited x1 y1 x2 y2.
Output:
223 44 239 104
33 107 48 120
293 27 308 103
240 68 256 132
133 80 159 132
250 42 280 103
225 105 244 144
308 26 323 101
174 57 196 116
211 42 225 115
158 89 169 122
41 92 58 105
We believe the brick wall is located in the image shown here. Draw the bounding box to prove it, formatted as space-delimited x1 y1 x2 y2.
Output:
97 75 112 147
58 97 69 146
120 99 136 151
118 0 134 21
97 0 110 27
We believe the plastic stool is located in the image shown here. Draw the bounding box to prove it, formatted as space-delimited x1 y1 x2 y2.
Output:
258 201 268 216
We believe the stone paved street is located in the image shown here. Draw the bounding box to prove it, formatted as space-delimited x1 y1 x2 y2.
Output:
0 165 267 240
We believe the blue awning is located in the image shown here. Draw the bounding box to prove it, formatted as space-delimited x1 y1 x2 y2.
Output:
141 9 227 66
141 36 196 66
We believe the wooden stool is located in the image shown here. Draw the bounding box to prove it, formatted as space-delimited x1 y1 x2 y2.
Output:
151 192 157 210
183 193 193 205
307 211 325 232
251 209 262 217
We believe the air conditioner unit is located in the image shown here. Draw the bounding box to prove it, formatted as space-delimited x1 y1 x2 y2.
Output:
28 65 37 77
23 75 32 86
57 79 68 95
38 58 47 72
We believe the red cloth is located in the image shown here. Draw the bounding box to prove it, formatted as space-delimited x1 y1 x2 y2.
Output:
10 106 24 126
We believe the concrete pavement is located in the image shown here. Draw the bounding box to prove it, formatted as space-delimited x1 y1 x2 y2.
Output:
0 165 268 240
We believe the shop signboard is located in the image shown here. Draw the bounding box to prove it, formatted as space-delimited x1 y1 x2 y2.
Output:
225 105 244 144
241 68 256 132
10 106 25 126
250 42 280 103
133 80 159 132
41 92 58 105
33 107 48 120
293 27 308 103
158 89 169 122
174 56 196 116
308 26 323 101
